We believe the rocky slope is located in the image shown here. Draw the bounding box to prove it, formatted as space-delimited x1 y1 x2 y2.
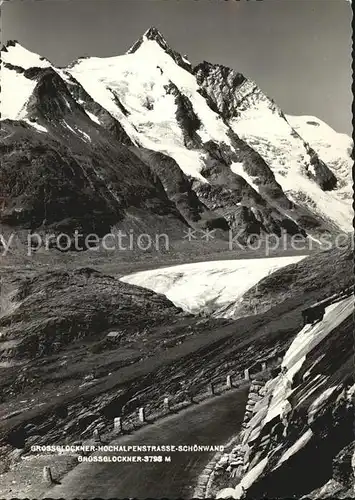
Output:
1 29 352 243
0 64 190 240
193 63 352 233
0 28 353 497
286 115 353 204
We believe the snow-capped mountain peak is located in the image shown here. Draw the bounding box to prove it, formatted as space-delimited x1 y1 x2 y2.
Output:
127 26 192 71
218 290 354 499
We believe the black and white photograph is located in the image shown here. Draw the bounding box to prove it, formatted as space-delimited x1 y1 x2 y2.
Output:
0 0 353 498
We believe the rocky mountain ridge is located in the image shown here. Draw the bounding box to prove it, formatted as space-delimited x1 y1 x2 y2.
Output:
216 289 354 499
1 29 352 244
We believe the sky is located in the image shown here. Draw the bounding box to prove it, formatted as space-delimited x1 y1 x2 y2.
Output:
2 0 353 134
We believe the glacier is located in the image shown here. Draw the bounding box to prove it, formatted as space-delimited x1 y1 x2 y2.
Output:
120 255 306 315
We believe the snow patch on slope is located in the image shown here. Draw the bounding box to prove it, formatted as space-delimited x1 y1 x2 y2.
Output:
120 256 305 315
275 429 313 468
78 129 92 142
276 172 352 232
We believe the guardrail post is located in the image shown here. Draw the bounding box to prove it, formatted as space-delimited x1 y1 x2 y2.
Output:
114 417 123 432
93 428 101 442
43 466 53 485
138 407 146 423
226 375 232 389
244 368 250 381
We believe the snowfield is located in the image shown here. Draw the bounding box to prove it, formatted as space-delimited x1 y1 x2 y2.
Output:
120 256 306 316
24 120 48 133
